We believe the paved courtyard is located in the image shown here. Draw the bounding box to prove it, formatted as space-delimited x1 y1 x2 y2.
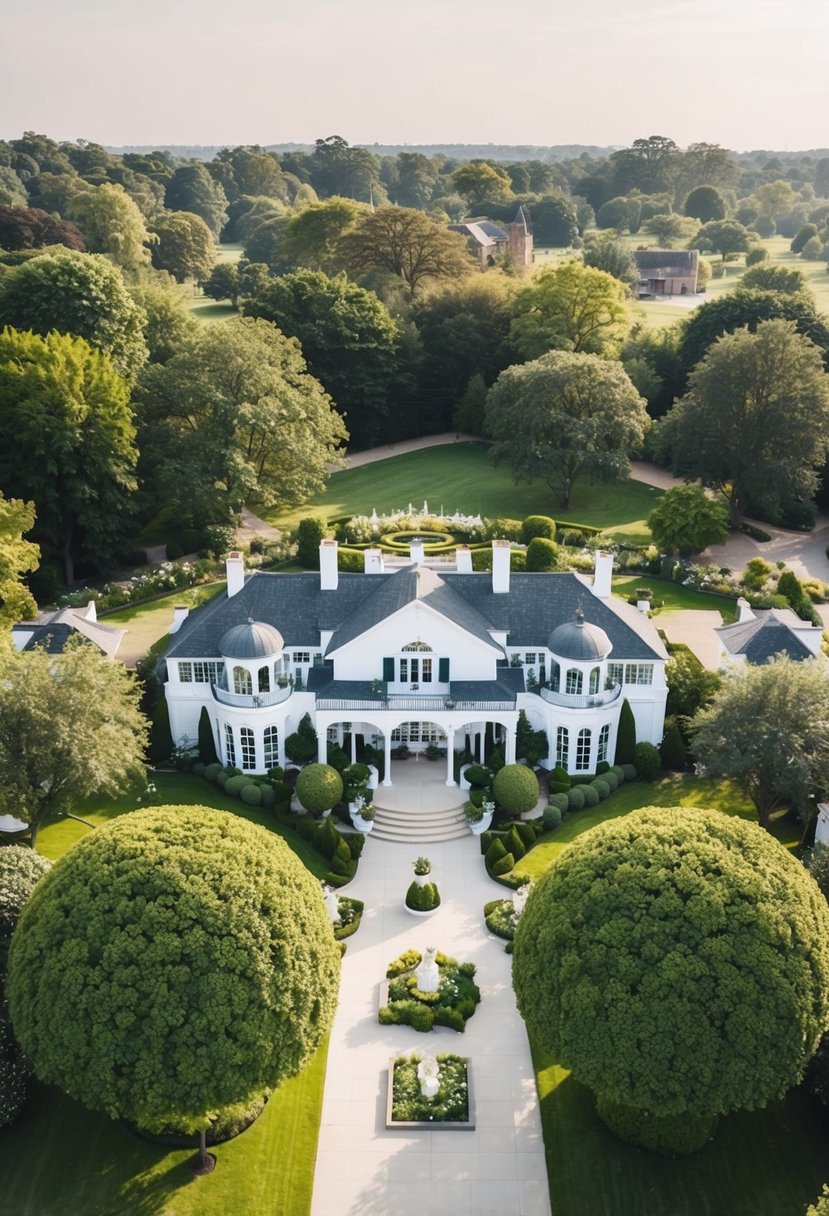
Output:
311 770 550 1216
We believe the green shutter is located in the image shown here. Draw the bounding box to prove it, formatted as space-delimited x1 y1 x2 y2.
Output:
383 657 394 682
439 657 450 682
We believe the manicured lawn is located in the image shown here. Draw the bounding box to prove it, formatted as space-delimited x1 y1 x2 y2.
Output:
513 773 822 1214
511 774 799 884
101 582 225 667
612 574 738 623
261 442 662 543
533 1036 829 1216
5 772 334 1215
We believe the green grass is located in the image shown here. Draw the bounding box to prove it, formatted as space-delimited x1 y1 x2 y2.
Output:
186 301 236 323
101 583 225 667
515 773 823 1214
533 1036 829 1216
260 443 662 543
612 574 738 623
3 772 334 1215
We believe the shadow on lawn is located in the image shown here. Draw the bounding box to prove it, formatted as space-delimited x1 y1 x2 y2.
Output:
539 1062 829 1216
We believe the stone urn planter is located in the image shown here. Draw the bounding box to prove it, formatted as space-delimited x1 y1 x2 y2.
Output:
467 811 494 836
351 810 375 834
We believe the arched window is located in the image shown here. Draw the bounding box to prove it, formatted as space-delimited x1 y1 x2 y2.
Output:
258 665 270 692
597 723 610 765
233 666 252 695
556 726 569 769
402 641 433 651
264 725 279 770
550 662 560 692
224 723 236 767
589 666 601 695
576 728 591 771
565 668 583 695
240 726 256 770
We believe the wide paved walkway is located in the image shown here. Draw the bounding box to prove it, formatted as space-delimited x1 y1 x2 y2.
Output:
311 830 550 1216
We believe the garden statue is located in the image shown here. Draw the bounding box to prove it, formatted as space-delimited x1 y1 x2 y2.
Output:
322 884 341 923
415 946 440 993
417 1054 440 1099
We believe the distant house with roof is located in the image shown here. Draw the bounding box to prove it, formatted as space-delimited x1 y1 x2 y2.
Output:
715 600 823 666
633 249 699 296
450 206 533 269
159 543 667 797
11 600 125 660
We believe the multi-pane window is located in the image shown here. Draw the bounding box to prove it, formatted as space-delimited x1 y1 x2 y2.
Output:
391 722 445 743
625 663 654 686
525 652 537 665
421 658 432 683
576 728 591 771
240 726 256 771
293 652 310 663
258 666 270 692
565 668 583 695
233 666 252 695
179 661 223 684
556 726 569 768
606 662 624 686
589 667 600 695
549 662 560 691
597 723 610 765
224 724 236 767
263 726 279 769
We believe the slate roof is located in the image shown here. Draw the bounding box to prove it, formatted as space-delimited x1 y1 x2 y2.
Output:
12 607 125 658
449 221 509 247
717 610 815 663
219 620 284 658
548 613 612 660
163 567 665 664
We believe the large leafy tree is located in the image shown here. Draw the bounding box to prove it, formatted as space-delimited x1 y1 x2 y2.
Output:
0 641 148 845
0 328 137 583
130 283 198 364
526 193 578 247
394 152 439 208
136 316 346 526
485 350 648 509
694 218 754 260
582 234 638 289
0 250 147 381
164 163 228 237
310 136 380 202
513 807 829 1153
660 320 829 526
610 135 681 195
691 656 829 827
149 211 215 283
68 183 151 271
279 198 362 272
647 484 728 555
0 493 38 639
678 286 829 381
338 207 474 295
7 806 340 1165
683 185 726 223
451 161 514 211
509 261 629 361
244 269 398 447
0 205 84 251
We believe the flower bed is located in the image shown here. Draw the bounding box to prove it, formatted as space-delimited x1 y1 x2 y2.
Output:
386 1053 474 1128
484 898 518 952
332 896 364 942
378 949 480 1032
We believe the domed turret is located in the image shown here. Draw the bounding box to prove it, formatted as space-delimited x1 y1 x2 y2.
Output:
548 609 611 661
219 618 284 659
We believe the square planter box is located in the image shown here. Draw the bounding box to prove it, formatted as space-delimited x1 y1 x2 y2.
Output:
385 1057 475 1130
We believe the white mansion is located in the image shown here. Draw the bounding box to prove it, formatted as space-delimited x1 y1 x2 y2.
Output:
160 542 669 786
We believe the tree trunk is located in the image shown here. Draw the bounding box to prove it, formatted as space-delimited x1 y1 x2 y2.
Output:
199 1128 207 1171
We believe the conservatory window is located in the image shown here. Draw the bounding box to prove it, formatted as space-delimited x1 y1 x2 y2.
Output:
224 724 236 767
556 726 569 768
598 723 610 765
233 666 252 695
258 666 270 692
589 667 601 695
240 726 256 771
576 728 591 771
565 669 583 695
263 726 279 769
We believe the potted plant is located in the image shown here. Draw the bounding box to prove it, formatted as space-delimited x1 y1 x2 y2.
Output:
404 877 441 917
412 856 432 887
464 798 495 836
351 802 375 833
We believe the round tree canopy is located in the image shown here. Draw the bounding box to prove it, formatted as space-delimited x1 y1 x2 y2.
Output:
7 806 340 1132
296 763 344 814
493 764 540 816
513 807 829 1121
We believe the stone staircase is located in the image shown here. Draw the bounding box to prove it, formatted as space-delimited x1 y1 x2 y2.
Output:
371 800 469 843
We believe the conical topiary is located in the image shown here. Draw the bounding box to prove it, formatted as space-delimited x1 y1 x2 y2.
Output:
615 698 636 765
197 705 219 766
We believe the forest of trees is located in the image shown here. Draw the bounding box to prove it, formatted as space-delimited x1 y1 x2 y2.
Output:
1 129 829 597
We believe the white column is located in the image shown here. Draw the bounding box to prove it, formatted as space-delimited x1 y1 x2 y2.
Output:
350 726 357 764
317 733 326 764
505 727 517 765
383 731 393 786
445 727 456 786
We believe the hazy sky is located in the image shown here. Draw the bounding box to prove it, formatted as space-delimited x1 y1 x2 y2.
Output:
1 0 827 150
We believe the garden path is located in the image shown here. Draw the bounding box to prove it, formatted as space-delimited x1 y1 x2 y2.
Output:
311 815 550 1216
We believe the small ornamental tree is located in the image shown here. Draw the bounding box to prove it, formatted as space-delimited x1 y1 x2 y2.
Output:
7 807 340 1160
521 515 557 544
284 712 318 765
197 705 219 766
525 537 560 572
647 484 729 556
512 807 829 1154
615 698 636 763
296 516 328 568
493 764 540 816
295 763 344 816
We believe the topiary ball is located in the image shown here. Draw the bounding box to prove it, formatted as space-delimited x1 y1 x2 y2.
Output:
567 786 586 812
493 764 540 816
295 763 344 815
581 785 600 808
513 807 829 1152
7 807 340 1134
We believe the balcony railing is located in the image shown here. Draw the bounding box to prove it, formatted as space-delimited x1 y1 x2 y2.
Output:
315 695 515 712
538 683 622 710
211 683 293 709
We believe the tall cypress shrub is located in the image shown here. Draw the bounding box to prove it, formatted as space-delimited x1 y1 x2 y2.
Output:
615 698 636 765
148 693 174 763
197 705 219 765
